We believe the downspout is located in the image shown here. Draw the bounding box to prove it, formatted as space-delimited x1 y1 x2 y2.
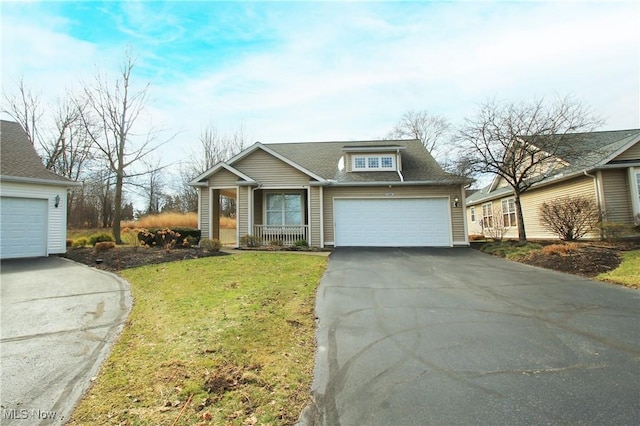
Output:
396 148 404 182
584 170 603 240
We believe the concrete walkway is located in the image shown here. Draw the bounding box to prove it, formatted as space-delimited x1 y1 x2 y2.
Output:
0 257 132 425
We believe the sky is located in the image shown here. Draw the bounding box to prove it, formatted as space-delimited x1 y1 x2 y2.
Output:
1 0 639 188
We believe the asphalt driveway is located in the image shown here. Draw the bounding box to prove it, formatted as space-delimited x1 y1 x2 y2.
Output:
0 257 131 425
301 248 640 425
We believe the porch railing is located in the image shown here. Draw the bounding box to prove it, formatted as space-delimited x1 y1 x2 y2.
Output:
253 225 308 246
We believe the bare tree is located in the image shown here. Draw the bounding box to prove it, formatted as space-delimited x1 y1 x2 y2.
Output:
387 109 450 156
457 95 602 242
1 78 44 147
79 52 170 243
178 124 250 213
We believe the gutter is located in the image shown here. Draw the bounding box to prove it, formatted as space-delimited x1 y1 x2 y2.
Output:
0 174 81 187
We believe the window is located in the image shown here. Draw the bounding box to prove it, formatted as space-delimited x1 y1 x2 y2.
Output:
470 207 476 222
265 193 303 225
381 156 394 168
501 198 517 227
482 203 493 228
352 155 396 171
636 171 640 204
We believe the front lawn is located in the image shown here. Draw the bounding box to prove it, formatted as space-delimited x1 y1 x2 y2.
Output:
596 249 640 288
68 253 327 425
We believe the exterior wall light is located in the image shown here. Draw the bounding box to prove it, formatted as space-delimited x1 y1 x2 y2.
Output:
453 196 460 208
55 194 60 208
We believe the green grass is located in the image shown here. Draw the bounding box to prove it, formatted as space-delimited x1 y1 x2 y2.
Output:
478 241 543 260
596 249 640 288
68 253 327 425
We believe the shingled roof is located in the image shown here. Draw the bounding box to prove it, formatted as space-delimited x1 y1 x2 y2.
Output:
467 128 640 204
266 139 466 184
0 120 74 185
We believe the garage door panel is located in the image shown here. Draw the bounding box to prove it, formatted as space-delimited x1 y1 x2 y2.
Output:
334 198 451 247
1 197 48 259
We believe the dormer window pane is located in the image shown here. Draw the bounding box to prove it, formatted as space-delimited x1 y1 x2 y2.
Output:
367 157 379 168
381 157 393 168
354 157 366 169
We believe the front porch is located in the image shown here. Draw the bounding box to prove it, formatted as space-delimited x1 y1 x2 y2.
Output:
207 187 315 247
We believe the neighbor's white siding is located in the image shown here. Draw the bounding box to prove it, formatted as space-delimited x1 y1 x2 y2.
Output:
0 181 68 256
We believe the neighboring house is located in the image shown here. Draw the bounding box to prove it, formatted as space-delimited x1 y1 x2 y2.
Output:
466 129 640 240
190 139 471 248
0 120 78 259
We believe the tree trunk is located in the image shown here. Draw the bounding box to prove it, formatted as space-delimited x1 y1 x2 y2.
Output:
514 192 527 243
113 170 123 244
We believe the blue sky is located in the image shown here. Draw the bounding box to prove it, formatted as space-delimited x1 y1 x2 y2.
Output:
2 1 639 173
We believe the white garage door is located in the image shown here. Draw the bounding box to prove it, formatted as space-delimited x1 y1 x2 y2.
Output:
334 198 451 247
1 197 48 259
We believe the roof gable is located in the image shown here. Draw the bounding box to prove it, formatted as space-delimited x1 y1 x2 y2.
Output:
190 139 469 186
0 120 73 185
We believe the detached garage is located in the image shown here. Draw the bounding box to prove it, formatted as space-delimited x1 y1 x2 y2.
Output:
334 198 452 247
0 120 77 259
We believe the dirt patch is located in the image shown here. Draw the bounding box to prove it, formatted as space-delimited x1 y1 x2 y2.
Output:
62 246 227 272
497 240 638 278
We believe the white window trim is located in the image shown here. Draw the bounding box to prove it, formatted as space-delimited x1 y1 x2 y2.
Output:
352 154 396 171
482 202 493 229
263 191 304 226
470 206 476 222
501 198 517 228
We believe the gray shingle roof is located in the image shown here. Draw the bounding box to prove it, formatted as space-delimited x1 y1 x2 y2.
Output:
0 120 73 184
466 128 640 205
265 139 467 184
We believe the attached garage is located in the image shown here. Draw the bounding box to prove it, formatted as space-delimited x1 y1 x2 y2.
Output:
334 198 452 247
0 197 48 259
1 120 77 259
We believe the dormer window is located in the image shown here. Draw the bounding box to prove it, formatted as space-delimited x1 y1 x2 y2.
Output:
352 154 396 171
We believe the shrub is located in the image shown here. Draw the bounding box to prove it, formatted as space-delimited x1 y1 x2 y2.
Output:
184 235 199 248
541 243 579 256
200 238 222 252
95 241 116 252
270 239 284 247
66 239 73 248
601 222 634 240
293 239 309 247
89 232 114 246
239 235 262 248
480 241 542 259
72 237 89 248
539 196 601 241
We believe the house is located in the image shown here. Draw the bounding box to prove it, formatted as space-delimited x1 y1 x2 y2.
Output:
466 129 640 240
189 139 471 248
0 120 78 259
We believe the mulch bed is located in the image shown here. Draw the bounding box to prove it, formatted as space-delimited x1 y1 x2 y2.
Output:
62 246 227 272
520 246 623 277
510 240 639 278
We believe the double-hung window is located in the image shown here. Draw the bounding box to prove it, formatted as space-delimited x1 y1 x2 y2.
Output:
265 193 303 225
501 198 517 227
470 207 476 222
482 202 493 228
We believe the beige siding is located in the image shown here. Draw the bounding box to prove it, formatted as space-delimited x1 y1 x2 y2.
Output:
208 169 240 186
200 187 210 238
310 186 322 246
237 186 249 238
601 169 634 224
235 149 311 186
323 185 466 245
611 141 640 162
520 176 597 239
